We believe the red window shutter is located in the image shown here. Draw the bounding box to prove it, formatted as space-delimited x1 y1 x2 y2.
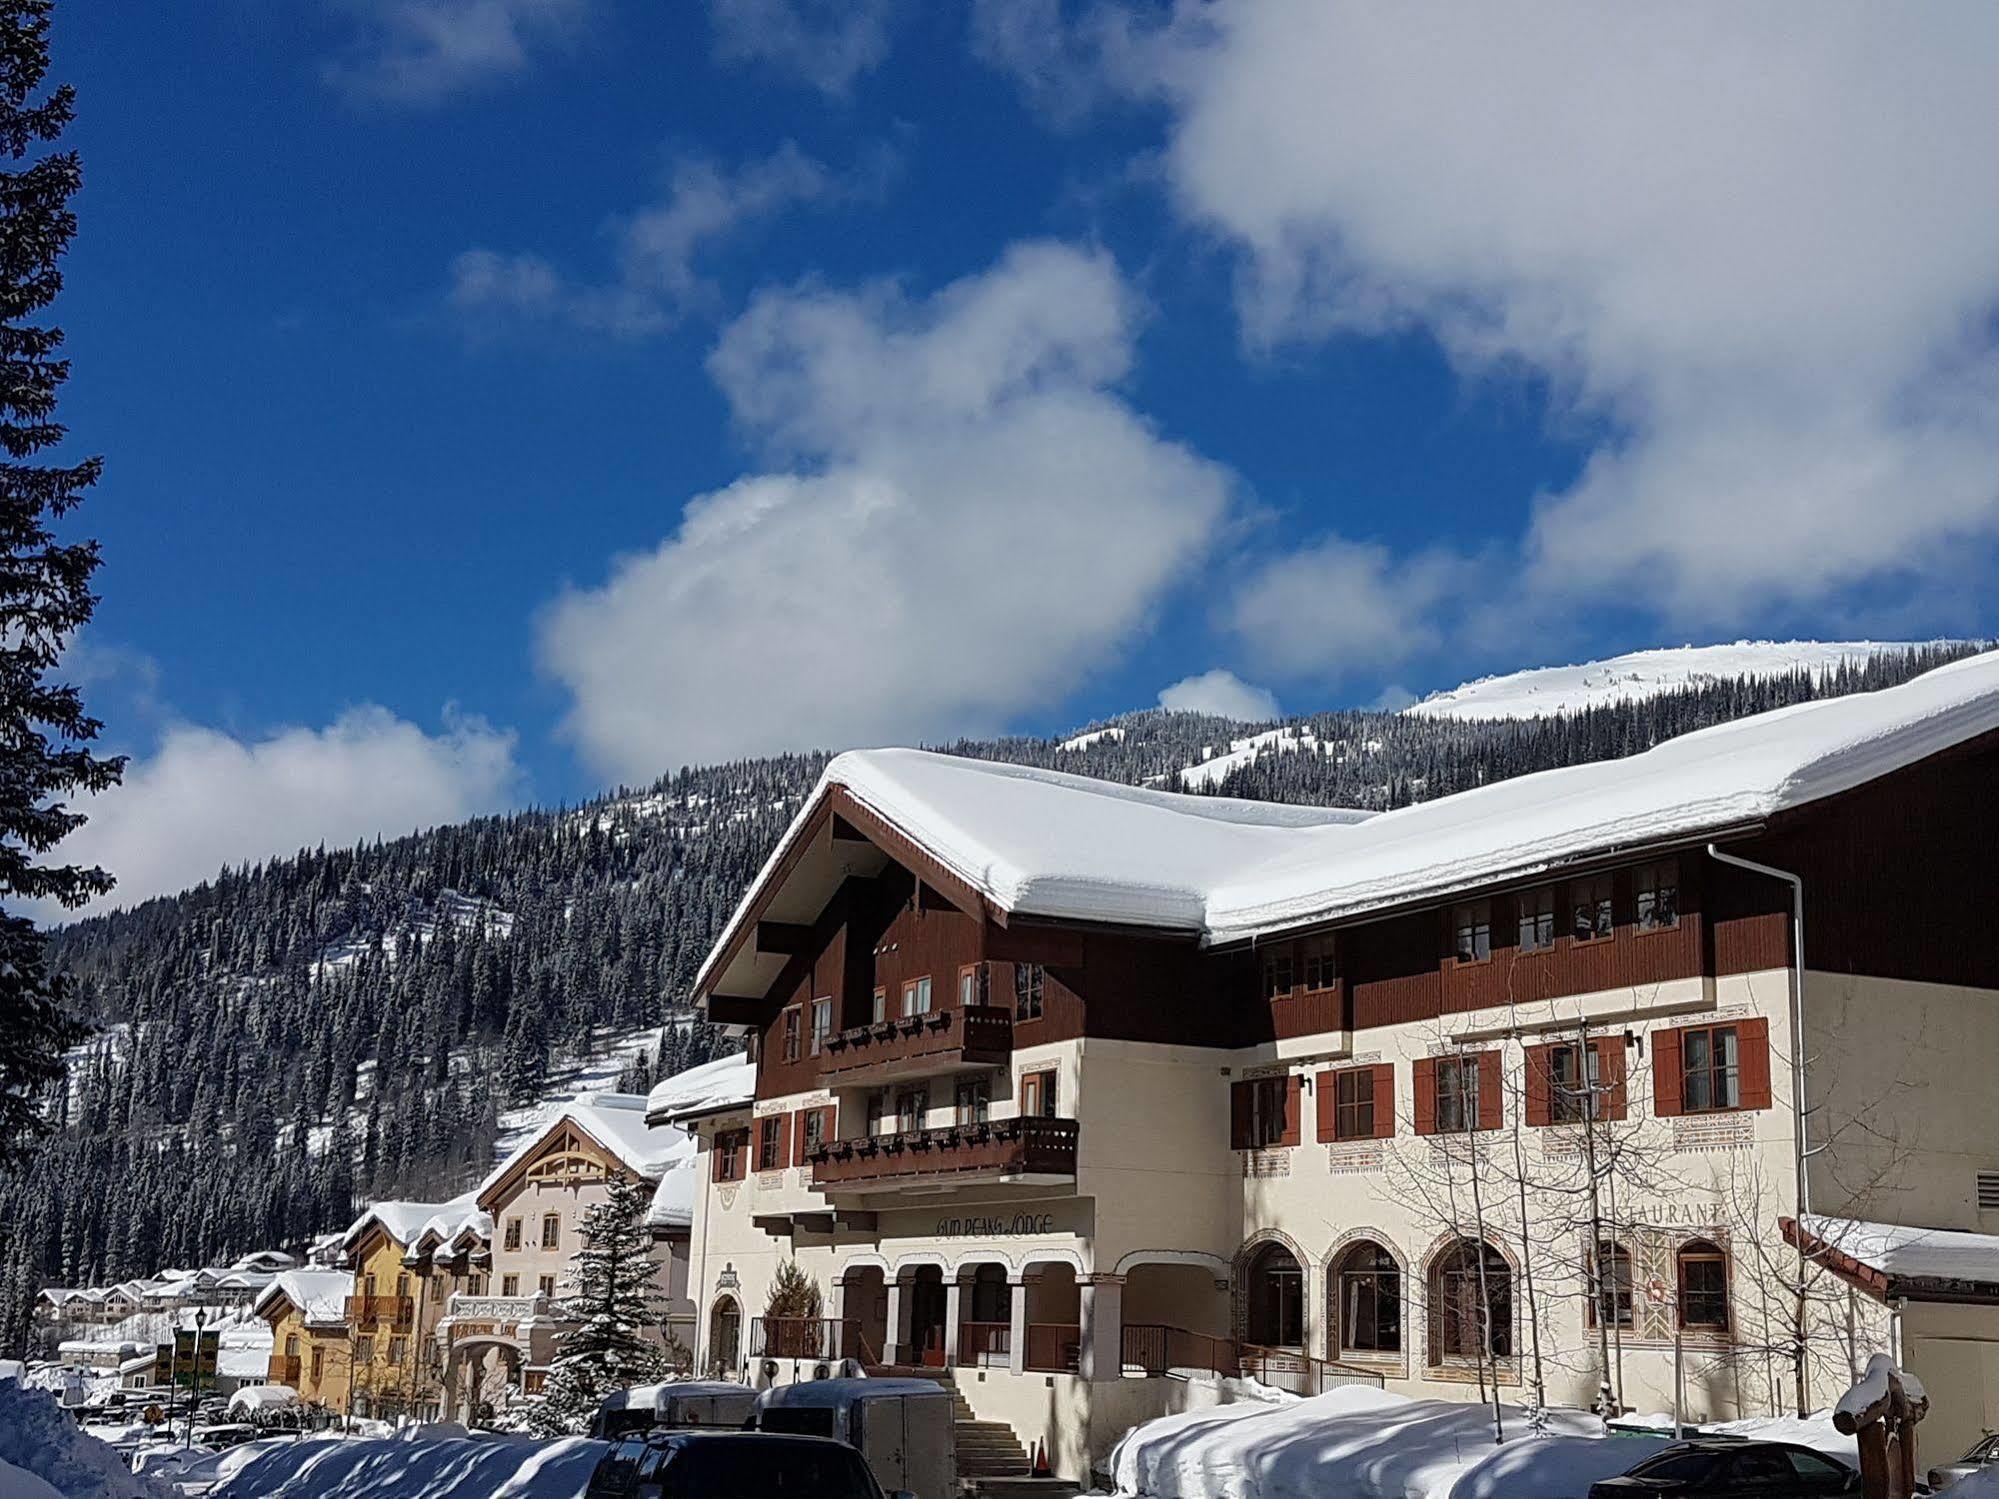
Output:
711 1139 725 1183
1476 1050 1503 1131
1654 1027 1685 1118
1524 1044 1553 1128
1598 1039 1629 1121
1737 1018 1773 1111
1230 1081 1251 1150
778 1112 794 1170
1316 1070 1337 1143
1371 1063 1396 1139
1413 1057 1437 1136
1280 1075 1302 1147
792 1110 808 1164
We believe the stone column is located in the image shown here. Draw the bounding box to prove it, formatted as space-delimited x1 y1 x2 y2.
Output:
943 1276 964 1368
884 1275 905 1367
1007 1273 1032 1376
1078 1274 1124 1382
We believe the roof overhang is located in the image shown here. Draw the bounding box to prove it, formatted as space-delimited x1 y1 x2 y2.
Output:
1781 1216 1999 1307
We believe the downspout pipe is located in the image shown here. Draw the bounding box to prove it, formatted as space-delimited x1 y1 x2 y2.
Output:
1704 843 1809 1219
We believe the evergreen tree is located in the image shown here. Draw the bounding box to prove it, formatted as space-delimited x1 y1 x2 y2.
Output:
0 0 118 1163
764 1259 823 1321
524 1175 671 1436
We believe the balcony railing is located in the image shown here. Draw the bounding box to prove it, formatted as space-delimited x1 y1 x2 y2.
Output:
345 1295 415 1328
1121 1324 1239 1380
1238 1343 1385 1394
806 1116 1078 1190
819 1004 1012 1080
269 1355 303 1386
1024 1322 1080 1373
749 1316 867 1361
444 1292 549 1325
957 1322 1011 1368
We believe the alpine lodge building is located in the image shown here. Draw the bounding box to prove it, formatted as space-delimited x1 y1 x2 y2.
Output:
650 654 1999 1476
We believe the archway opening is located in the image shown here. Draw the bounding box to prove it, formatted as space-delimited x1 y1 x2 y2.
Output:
1243 1242 1305 1350
708 1295 742 1377
901 1265 947 1367
842 1266 887 1366
1123 1261 1230 1375
1428 1239 1511 1363
1022 1261 1080 1372
957 1263 1011 1367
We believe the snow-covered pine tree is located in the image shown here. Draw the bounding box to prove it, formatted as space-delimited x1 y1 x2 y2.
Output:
524 1174 671 1436
0 0 118 1165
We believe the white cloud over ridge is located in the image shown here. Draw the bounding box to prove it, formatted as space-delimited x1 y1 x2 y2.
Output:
1158 669 1279 722
538 241 1236 778
995 2 1999 674
48 708 522 920
450 143 888 338
325 0 589 105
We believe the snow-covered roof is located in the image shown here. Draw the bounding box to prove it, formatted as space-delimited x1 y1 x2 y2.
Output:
475 1093 691 1209
1789 1214 1999 1297
701 649 1999 981
253 1270 352 1327
341 1193 484 1255
646 1054 755 1125
410 1200 492 1254
644 1147 702 1231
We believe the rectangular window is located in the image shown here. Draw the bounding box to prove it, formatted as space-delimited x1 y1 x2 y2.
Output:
809 997 832 1055
1233 1076 1290 1149
1261 947 1294 1000
955 1076 991 1124
1589 1243 1635 1330
285 1334 300 1357
503 1218 522 1253
363 1273 377 1298
715 1128 747 1181
388 1336 407 1366
1300 935 1337 992
1014 963 1045 1020
395 1272 409 1298
1679 1246 1730 1330
1334 1069 1375 1141
1636 860 1680 932
1517 887 1556 953
866 1089 889 1137
501 1273 519 1297
801 1107 828 1156
758 1114 785 1170
871 987 887 1023
468 1273 484 1296
357 1335 374 1365
781 1007 801 1062
902 977 932 1017
1570 875 1613 942
538 1274 556 1300
311 1348 324 1381
1435 1056 1480 1134
1681 1026 1741 1112
1452 902 1492 964
896 1086 928 1133
1549 1042 1604 1124
541 1213 560 1250
1020 1069 1058 1119
959 963 988 1008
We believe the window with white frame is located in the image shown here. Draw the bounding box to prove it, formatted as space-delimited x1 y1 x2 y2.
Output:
1517 886 1555 953
1452 902 1491 964
1570 874 1613 941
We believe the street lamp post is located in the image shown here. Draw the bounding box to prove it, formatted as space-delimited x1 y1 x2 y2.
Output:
185 1307 208 1448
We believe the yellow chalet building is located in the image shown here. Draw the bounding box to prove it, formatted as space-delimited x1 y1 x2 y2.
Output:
252 1269 354 1412
336 1196 490 1421
435 1093 698 1423
659 653 1999 1476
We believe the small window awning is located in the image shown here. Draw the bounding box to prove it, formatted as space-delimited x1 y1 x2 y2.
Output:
1782 1215 1999 1305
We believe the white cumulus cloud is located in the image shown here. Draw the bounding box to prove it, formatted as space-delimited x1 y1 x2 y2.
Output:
1157 669 1279 722
538 240 1236 778
45 707 522 920
1007 1 1999 670
325 0 589 105
707 0 897 98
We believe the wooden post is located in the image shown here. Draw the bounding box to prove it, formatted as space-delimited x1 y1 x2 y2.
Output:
1833 1355 1928 1499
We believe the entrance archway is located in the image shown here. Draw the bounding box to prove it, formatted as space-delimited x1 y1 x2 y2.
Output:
708 1295 742 1376
1242 1241 1305 1349
842 1266 888 1366
957 1262 1012 1367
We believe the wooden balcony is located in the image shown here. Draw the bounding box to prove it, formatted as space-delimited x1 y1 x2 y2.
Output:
346 1295 415 1328
806 1116 1077 1193
817 1004 1012 1084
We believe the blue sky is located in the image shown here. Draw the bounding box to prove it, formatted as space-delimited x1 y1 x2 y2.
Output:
44 2 1999 911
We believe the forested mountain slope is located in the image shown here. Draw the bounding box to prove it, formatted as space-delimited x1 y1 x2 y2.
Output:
0 641 1980 1350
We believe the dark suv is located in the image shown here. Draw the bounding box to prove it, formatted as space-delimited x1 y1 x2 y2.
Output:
585 1430 906 1499
1589 1440 1861 1498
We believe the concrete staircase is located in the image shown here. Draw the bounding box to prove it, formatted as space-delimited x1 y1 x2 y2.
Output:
944 1380 1032 1482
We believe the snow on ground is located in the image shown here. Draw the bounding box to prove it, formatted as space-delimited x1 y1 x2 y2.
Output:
493 1027 665 1160
208 1434 604 1499
1060 726 1128 752
0 1375 171 1498
1178 727 1322 790
1107 1386 1668 1499
1405 641 1934 720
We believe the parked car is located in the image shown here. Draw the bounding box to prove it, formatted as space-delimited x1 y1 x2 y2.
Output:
1929 1432 1999 1491
1589 1440 1860 1498
591 1380 759 1440
584 1429 912 1499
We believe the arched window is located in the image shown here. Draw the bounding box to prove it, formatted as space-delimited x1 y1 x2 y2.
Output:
1243 1242 1305 1348
1331 1242 1400 1355
1429 1239 1512 1360
1677 1239 1730 1331
1589 1240 1634 1329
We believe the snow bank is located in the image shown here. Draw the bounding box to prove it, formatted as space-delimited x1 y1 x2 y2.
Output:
0 1458 66 1499
1108 1386 1668 1499
0 1378 171 1498
208 1435 604 1499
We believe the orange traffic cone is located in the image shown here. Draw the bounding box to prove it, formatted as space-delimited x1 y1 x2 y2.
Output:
1032 1440 1052 1478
